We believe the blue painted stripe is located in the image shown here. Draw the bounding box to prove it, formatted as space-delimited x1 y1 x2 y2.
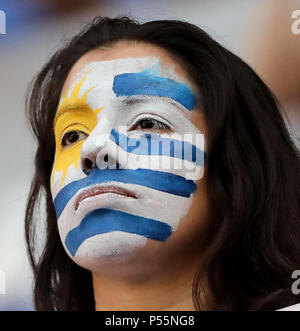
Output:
113 70 196 110
110 129 204 167
65 208 172 256
54 168 197 219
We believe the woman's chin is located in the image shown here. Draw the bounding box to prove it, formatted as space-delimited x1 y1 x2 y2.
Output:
68 232 150 274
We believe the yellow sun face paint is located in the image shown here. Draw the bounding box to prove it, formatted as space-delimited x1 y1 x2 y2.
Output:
52 75 103 187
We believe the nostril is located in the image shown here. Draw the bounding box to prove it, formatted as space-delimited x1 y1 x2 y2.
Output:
84 158 94 171
82 153 111 174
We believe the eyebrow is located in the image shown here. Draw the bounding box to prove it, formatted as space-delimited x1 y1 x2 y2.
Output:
121 95 187 113
54 104 89 125
113 70 197 110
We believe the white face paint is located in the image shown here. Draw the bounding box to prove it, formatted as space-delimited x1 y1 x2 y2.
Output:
51 56 205 271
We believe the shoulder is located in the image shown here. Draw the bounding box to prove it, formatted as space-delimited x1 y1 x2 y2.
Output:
276 303 300 311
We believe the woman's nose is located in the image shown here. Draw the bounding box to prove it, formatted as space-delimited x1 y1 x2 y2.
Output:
80 130 121 174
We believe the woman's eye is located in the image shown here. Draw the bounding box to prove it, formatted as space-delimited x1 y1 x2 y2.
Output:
132 118 171 131
61 130 88 148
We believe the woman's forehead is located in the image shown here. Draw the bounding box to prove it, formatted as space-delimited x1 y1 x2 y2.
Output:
57 56 197 115
61 42 195 96
66 57 169 93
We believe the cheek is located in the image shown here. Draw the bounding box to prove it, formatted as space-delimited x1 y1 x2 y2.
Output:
50 141 84 198
176 179 209 243
109 129 205 182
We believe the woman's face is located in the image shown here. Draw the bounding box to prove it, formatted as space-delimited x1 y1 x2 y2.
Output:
51 41 209 277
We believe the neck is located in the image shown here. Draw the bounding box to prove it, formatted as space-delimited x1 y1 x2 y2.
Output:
93 259 200 311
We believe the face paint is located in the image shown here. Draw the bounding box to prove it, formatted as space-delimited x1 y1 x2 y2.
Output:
52 75 103 188
51 57 205 269
113 67 196 110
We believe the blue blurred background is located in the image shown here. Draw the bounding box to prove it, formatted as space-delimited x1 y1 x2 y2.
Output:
0 0 299 310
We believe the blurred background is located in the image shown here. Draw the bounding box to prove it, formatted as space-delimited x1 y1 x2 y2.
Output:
0 0 299 310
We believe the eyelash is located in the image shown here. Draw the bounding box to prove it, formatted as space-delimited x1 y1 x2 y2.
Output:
61 130 88 148
60 117 171 148
130 117 171 132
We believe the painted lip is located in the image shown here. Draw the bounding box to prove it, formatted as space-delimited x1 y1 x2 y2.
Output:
74 184 138 211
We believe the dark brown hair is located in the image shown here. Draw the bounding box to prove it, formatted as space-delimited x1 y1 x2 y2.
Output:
25 17 300 310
